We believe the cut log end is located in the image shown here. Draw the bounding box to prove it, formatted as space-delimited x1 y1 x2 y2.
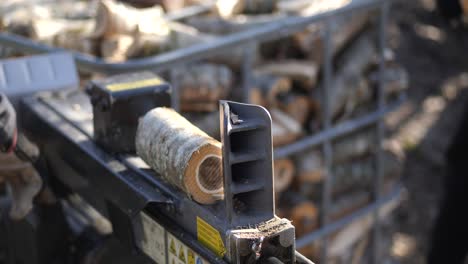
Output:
185 144 223 204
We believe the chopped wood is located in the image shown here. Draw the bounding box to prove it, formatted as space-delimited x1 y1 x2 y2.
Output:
271 108 303 147
277 93 312 125
100 34 134 62
136 108 223 204
119 0 186 11
126 32 172 58
250 74 291 107
215 0 245 18
93 0 169 37
174 63 233 103
186 14 286 35
169 22 252 69
215 0 277 17
255 60 319 91
292 12 371 63
314 34 376 121
279 191 319 237
274 158 295 193
332 130 375 164
296 150 323 187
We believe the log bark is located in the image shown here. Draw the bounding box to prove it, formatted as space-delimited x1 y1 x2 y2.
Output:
125 32 172 58
136 108 223 204
174 63 233 103
250 74 292 108
271 108 303 147
274 158 295 193
255 60 319 91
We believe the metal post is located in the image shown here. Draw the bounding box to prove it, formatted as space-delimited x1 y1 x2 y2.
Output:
319 19 334 264
241 42 256 103
372 2 389 263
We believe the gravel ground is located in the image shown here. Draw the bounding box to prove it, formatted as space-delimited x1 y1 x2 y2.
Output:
387 0 468 263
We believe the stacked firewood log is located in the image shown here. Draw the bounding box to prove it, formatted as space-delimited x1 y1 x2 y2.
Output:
1 0 408 262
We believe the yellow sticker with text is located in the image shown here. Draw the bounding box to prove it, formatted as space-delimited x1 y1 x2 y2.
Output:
196 217 226 257
106 78 163 92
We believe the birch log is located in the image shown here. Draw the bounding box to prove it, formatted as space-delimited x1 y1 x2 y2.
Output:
136 108 223 204
271 108 303 147
93 0 169 37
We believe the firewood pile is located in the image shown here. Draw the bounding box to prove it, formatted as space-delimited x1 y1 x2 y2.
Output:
0 0 408 262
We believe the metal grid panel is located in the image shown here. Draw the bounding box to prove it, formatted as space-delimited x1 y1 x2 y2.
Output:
0 0 401 263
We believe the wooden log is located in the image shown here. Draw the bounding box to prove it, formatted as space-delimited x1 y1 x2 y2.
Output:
53 29 100 56
186 14 286 35
119 0 186 11
292 12 371 63
462 0 468 15
274 158 295 193
30 18 94 44
271 108 303 147
277 93 312 126
255 60 319 91
313 34 376 122
125 32 172 58
296 150 323 189
169 22 252 70
136 108 223 204
174 63 233 103
215 0 277 17
279 191 319 237
100 34 135 62
250 74 292 107
93 0 168 37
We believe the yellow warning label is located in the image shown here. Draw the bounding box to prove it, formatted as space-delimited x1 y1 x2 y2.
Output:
196 217 226 257
106 77 163 92
188 250 195 264
178 245 186 262
170 238 177 255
